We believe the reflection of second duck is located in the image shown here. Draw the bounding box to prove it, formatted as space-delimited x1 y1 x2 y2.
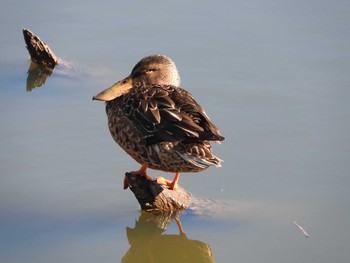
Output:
121 211 215 263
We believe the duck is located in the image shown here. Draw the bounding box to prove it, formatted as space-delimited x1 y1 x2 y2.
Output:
93 55 224 190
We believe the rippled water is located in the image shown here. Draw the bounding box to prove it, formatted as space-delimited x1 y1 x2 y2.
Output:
1 1 350 262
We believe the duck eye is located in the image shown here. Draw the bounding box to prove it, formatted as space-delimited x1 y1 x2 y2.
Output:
145 68 156 74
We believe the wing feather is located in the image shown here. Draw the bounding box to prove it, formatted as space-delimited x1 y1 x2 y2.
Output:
126 85 224 146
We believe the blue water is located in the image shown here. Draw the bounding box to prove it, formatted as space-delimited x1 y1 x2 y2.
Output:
1 0 350 262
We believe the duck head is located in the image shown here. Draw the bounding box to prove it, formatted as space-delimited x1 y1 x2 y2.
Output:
93 55 180 101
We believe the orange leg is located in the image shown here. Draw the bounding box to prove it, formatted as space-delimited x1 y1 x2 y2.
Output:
124 163 155 190
125 164 180 190
130 163 148 176
131 163 156 180
156 172 180 190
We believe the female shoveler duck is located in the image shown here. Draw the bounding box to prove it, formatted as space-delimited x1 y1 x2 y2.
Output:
93 55 224 190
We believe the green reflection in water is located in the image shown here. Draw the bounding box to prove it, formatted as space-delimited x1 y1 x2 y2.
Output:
121 211 215 263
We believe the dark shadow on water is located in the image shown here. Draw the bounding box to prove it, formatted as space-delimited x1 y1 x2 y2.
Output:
121 211 215 263
26 61 54 92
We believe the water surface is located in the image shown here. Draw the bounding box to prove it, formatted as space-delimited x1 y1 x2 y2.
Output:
1 1 350 262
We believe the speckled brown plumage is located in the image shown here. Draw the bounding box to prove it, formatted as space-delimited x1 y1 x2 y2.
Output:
94 55 224 188
106 83 224 172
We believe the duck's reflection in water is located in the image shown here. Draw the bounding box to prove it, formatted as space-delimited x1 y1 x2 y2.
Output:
121 211 215 263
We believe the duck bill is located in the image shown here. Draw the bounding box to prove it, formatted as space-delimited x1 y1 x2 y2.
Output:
92 77 133 101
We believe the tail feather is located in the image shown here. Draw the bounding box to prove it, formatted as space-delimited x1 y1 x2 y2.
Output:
177 151 223 169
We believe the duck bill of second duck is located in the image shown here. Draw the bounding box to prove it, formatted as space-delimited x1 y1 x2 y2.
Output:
92 77 133 101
